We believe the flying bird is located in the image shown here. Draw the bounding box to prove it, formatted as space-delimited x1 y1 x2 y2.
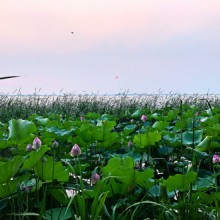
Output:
71 32 74 34
0 76 20 80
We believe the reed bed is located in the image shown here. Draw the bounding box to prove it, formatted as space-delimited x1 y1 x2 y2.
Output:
0 91 220 122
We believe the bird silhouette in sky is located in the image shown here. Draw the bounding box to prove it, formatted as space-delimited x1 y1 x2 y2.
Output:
71 32 74 34
0 76 20 80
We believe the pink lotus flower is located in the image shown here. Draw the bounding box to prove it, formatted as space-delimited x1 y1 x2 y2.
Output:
70 144 81 157
91 172 100 185
213 154 220 163
141 114 147 122
32 137 42 150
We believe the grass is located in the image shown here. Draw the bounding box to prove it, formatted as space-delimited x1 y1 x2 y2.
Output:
0 91 220 122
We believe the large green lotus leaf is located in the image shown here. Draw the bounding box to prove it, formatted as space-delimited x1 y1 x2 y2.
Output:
102 157 155 194
150 113 160 120
158 146 173 155
8 119 36 144
148 185 160 197
46 120 63 129
76 124 97 143
0 139 11 150
191 191 213 205
72 136 88 148
22 146 50 170
123 124 136 131
165 171 197 192
35 156 69 182
152 121 169 131
174 120 188 131
92 127 118 143
212 124 220 132
163 133 181 147
92 130 106 141
97 121 116 131
131 109 144 118
35 116 50 126
164 110 179 121
193 177 215 190
46 127 75 138
103 156 134 172
97 132 118 148
195 136 212 152
126 150 142 163
72 124 98 147
0 174 29 199
48 188 69 205
0 155 23 184
135 168 154 189
62 120 78 129
99 113 115 121
133 131 161 148
182 108 195 119
85 112 100 120
20 178 42 193
182 130 203 145
148 184 175 199
102 156 134 194
211 192 220 203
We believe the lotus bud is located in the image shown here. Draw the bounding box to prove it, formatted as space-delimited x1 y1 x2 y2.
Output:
128 141 133 148
91 172 100 185
70 144 81 157
52 140 59 149
141 114 147 122
80 116 85 121
26 144 33 152
32 137 42 149
130 119 134 123
213 154 220 163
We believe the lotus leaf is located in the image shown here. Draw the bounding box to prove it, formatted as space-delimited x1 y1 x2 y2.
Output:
34 155 69 182
165 171 197 192
0 155 23 184
182 130 203 145
133 131 161 148
8 119 36 144
22 146 50 170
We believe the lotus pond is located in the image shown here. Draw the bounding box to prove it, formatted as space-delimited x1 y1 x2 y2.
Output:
1 93 220 219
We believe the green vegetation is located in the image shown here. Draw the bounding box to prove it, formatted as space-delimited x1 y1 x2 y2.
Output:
0 92 220 122
1 92 220 219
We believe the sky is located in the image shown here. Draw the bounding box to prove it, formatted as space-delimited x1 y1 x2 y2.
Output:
0 0 220 95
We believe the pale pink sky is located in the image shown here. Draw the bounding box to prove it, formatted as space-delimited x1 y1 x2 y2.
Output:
1 0 220 94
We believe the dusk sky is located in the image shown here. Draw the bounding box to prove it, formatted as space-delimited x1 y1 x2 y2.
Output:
1 0 220 95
